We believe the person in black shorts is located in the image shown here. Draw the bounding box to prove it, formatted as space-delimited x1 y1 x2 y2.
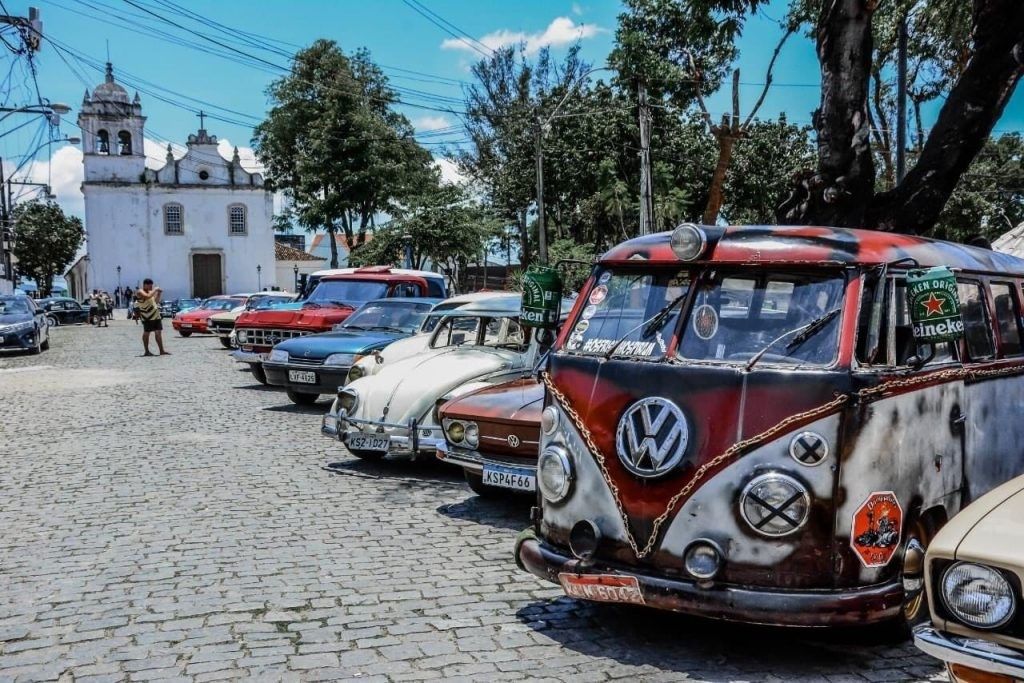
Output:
135 279 169 356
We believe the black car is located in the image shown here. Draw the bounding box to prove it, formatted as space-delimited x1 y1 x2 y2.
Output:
36 297 90 326
0 295 50 354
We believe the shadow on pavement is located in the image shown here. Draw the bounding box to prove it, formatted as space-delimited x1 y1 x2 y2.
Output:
263 402 329 413
513 598 937 680
435 494 531 532
323 455 464 487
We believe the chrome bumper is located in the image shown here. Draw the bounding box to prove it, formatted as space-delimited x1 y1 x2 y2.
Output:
230 349 266 364
435 441 538 476
320 410 443 457
914 625 1024 678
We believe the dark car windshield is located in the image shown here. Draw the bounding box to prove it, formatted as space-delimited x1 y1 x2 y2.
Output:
307 279 388 306
0 297 32 314
343 301 433 333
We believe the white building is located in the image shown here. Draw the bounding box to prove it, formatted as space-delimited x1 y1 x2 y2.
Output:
67 63 274 300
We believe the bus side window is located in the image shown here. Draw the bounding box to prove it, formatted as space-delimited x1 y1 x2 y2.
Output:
990 282 1024 357
957 280 995 361
855 273 890 365
894 280 956 366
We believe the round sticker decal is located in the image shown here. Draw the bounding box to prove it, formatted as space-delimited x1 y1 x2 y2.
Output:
581 304 597 320
574 320 590 334
598 271 612 285
589 285 608 306
692 304 719 340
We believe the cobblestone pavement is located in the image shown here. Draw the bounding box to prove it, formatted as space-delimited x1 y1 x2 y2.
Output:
0 319 945 682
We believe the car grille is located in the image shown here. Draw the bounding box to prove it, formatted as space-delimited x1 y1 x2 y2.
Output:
286 356 325 367
210 320 234 333
239 328 309 346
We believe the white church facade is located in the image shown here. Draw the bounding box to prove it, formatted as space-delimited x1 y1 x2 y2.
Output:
67 64 274 300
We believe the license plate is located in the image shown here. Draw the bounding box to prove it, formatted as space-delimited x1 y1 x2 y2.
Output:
347 433 390 452
181 323 192 328
288 370 317 384
482 463 535 491
558 574 645 605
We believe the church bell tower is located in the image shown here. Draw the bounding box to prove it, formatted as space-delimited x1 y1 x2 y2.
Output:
77 62 146 183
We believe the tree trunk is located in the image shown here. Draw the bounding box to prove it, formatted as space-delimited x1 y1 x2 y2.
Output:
791 0 875 227
702 134 738 225
518 208 530 270
867 0 1024 233
326 225 339 269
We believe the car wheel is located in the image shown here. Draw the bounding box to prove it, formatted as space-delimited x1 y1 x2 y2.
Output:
29 333 41 355
40 335 50 351
46 315 59 327
179 330 192 337
250 364 268 385
349 449 384 461
218 338 232 349
287 391 320 406
464 471 496 497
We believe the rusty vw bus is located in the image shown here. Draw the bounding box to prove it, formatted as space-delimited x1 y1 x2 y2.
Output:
516 224 1024 628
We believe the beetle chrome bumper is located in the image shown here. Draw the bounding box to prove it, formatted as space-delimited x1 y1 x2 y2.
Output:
914 625 1024 678
515 531 904 627
320 409 443 458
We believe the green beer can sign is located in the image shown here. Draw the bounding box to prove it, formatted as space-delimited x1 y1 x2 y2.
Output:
521 265 563 328
906 266 964 343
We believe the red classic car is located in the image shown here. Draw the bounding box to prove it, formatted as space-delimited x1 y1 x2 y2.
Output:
437 378 543 496
171 296 245 336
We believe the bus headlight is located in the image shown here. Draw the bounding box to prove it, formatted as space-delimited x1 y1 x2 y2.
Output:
740 473 810 537
541 405 560 435
538 446 573 503
941 562 1016 629
670 222 707 261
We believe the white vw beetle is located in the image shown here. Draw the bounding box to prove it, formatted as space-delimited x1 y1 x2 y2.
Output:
321 296 564 460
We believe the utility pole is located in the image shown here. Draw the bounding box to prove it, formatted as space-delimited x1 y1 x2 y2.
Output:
534 114 547 264
638 81 654 235
895 11 908 182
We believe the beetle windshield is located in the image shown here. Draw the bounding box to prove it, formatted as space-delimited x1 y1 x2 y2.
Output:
431 315 529 351
677 271 846 367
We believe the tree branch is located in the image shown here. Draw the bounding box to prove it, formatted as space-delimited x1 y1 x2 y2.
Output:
742 27 793 129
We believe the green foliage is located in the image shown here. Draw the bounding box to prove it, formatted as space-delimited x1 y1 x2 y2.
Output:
12 201 83 297
547 238 599 292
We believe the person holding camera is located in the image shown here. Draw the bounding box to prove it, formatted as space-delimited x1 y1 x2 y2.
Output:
135 279 170 356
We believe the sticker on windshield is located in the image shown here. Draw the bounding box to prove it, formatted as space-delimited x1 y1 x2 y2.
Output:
692 304 719 340
598 271 612 285
589 285 608 306
579 338 656 356
574 320 590 335
581 304 597 320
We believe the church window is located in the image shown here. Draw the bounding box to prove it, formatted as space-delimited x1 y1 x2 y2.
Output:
164 203 183 235
96 129 110 155
117 131 132 155
229 205 247 235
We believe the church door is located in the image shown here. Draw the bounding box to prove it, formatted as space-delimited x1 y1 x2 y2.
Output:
191 253 223 298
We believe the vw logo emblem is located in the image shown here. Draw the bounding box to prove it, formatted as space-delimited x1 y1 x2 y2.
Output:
507 434 520 448
615 397 688 478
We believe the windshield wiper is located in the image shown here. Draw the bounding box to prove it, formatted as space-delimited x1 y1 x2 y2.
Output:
369 325 404 333
342 324 367 331
603 292 688 360
744 307 841 372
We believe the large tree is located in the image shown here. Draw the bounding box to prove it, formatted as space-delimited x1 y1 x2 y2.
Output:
12 201 83 297
253 41 433 267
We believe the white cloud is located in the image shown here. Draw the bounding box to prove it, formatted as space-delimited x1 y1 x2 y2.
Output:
572 3 584 16
434 157 465 186
441 17 603 56
413 115 452 133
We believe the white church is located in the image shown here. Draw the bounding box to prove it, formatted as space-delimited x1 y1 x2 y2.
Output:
66 63 275 300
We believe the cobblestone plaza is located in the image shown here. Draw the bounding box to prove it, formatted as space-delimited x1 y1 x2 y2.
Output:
0 321 944 681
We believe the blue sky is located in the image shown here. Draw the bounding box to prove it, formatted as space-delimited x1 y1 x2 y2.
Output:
4 0 1023 218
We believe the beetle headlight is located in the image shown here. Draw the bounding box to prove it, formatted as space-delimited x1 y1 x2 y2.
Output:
324 353 356 367
740 473 810 537
464 422 479 448
268 349 288 363
337 388 358 414
538 446 573 503
347 364 365 382
446 421 465 443
941 562 1017 629
541 405 560 436
670 222 707 261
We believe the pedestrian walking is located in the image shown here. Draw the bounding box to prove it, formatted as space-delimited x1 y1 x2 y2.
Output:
96 293 110 327
135 279 169 356
87 289 100 326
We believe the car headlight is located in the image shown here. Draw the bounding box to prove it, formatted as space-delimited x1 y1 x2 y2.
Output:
538 446 573 503
347 364 365 382
541 405 559 436
941 562 1017 629
337 388 358 414
237 330 248 343
740 473 810 537
447 420 465 443
6 321 34 332
464 422 479 448
324 353 356 367
268 349 288 363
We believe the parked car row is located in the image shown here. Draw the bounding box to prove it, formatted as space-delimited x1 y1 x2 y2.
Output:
183 231 1024 681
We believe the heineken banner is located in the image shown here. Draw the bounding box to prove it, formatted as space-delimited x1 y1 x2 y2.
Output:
906 266 965 343
521 265 563 328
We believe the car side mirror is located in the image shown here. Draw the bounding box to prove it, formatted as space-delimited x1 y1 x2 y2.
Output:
905 344 936 371
535 327 556 348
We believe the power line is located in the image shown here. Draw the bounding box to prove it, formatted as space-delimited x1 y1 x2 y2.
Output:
401 0 493 59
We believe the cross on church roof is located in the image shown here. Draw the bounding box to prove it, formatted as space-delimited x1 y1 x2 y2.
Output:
196 110 207 130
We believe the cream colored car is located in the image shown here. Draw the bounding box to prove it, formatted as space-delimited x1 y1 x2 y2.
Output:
914 475 1024 682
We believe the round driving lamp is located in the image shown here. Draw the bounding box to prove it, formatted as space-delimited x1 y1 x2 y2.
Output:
684 540 723 580
569 520 602 561
941 562 1017 629
740 473 810 537
464 422 479 448
538 446 573 503
337 389 358 414
447 421 465 443
541 405 560 436
670 223 707 261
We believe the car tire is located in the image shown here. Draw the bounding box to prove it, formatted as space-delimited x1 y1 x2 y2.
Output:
46 315 59 327
218 338 232 349
349 449 384 461
464 471 496 497
287 391 320 406
250 364 268 385
29 334 41 355
179 331 192 337
40 336 50 351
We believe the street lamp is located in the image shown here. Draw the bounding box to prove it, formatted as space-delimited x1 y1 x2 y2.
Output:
0 101 72 130
256 264 262 290
292 263 298 291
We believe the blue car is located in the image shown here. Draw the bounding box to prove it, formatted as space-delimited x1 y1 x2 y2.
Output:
263 297 442 405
